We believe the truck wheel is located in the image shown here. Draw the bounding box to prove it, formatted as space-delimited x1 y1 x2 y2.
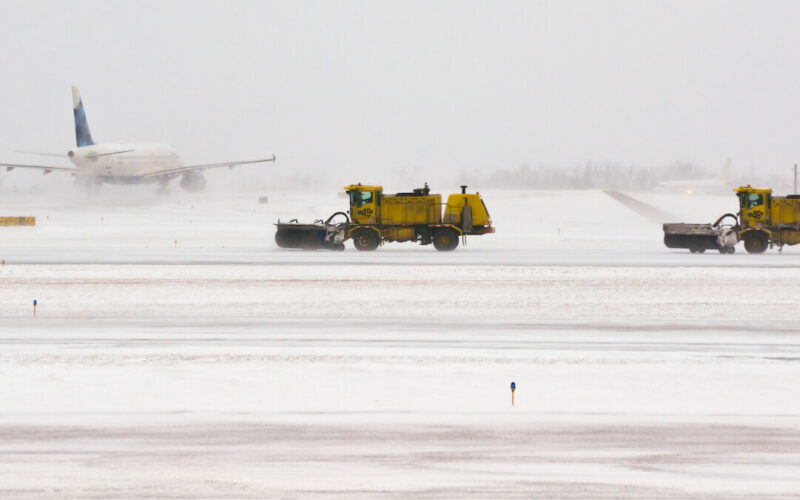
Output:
352 229 379 251
743 232 768 254
433 229 459 251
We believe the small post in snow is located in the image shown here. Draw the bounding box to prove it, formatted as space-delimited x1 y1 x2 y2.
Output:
510 381 516 406
33 299 37 318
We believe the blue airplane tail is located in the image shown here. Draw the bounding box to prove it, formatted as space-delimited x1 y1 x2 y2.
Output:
72 86 95 147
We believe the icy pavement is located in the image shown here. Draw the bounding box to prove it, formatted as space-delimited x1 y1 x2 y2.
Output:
1 188 799 498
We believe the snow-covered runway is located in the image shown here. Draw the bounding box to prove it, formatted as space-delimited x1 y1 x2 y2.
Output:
1 189 799 497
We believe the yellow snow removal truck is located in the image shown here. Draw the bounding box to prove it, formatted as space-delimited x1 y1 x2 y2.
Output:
663 185 800 254
274 184 494 251
734 186 800 253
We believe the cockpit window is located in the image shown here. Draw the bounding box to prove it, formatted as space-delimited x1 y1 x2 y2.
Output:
747 193 764 209
349 190 373 208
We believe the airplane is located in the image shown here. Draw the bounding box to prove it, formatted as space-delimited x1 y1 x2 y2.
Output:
652 158 732 195
0 87 275 192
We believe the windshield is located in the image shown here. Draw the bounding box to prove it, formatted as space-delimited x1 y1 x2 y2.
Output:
349 190 373 208
747 193 764 209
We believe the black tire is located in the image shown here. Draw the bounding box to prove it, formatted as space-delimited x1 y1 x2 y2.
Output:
743 232 768 254
352 229 379 251
726 245 736 254
433 229 459 251
697 248 705 254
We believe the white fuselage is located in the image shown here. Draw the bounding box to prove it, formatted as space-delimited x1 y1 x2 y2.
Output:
67 143 182 183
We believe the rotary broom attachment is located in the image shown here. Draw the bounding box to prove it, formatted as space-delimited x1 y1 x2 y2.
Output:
274 211 349 250
663 213 738 254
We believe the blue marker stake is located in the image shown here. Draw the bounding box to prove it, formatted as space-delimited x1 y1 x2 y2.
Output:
510 381 516 406
33 299 37 318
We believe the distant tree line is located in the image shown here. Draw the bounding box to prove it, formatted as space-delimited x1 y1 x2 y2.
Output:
458 161 714 190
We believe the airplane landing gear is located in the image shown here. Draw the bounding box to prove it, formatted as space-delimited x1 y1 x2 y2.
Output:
74 176 103 196
156 179 170 196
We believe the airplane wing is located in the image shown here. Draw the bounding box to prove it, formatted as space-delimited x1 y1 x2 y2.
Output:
142 155 276 178
1 162 79 174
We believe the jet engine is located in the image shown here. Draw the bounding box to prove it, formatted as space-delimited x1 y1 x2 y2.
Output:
179 171 207 192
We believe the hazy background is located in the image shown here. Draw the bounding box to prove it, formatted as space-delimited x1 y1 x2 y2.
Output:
1 0 800 192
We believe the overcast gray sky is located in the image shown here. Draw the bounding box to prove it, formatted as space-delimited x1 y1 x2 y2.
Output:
1 0 799 179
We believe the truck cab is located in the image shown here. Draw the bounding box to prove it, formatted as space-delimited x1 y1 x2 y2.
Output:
735 186 771 227
734 186 776 253
345 184 381 225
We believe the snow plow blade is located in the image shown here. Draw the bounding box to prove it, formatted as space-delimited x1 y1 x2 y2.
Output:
663 224 719 253
275 223 329 249
663 214 739 254
274 212 349 250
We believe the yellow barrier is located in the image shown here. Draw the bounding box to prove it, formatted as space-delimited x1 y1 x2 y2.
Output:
0 217 36 226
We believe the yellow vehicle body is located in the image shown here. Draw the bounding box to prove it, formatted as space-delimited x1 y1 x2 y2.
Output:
344 184 494 251
734 186 800 252
443 193 493 230
0 216 35 226
381 194 442 225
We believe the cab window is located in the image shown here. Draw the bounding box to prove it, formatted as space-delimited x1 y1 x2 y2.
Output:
349 190 373 208
747 193 764 209
738 192 747 209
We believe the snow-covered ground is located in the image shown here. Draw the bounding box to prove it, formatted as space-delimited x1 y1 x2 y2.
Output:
1 186 799 498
